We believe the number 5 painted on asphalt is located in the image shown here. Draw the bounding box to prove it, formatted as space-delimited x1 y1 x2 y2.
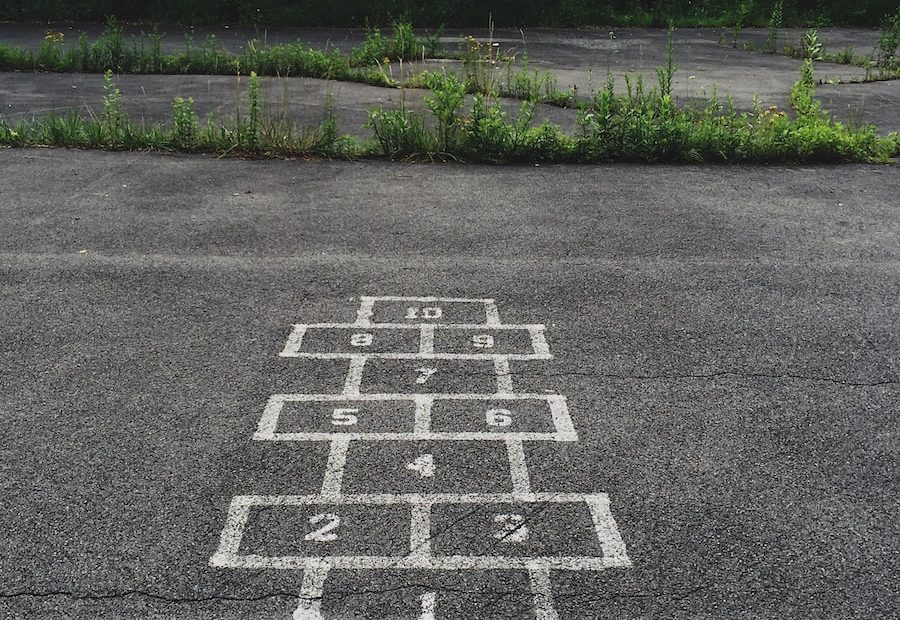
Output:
331 408 358 426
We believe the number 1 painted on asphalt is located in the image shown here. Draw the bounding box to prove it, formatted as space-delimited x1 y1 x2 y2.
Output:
419 592 436 619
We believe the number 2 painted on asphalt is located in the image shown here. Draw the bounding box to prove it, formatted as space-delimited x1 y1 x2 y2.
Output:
304 513 340 542
415 367 437 384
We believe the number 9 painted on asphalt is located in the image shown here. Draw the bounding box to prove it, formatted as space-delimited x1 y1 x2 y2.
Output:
485 408 512 427
472 334 494 348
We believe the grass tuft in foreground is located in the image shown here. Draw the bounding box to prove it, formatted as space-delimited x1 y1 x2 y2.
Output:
369 59 898 163
1 60 897 164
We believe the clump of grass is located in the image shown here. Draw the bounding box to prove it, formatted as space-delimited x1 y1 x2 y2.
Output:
171 96 199 149
0 18 439 89
3 59 897 164
874 6 900 69
0 71 353 158
369 57 897 163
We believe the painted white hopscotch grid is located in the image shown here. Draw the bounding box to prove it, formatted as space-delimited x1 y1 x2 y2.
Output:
211 296 632 619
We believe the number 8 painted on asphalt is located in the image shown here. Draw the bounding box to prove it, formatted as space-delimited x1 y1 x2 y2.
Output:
350 333 373 347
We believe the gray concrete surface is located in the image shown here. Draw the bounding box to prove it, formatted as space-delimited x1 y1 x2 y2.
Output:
1 26 898 135
0 149 898 618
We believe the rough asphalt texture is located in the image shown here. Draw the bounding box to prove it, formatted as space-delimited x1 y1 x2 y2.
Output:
1 25 898 136
1 149 898 618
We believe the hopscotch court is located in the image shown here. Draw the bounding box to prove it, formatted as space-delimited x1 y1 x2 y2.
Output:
211 296 632 619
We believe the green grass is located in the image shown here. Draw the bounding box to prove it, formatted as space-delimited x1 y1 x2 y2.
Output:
0 17 442 88
728 5 900 82
368 61 898 163
3 58 896 164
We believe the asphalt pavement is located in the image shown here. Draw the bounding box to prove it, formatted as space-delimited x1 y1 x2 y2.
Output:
2 26 898 135
0 149 898 618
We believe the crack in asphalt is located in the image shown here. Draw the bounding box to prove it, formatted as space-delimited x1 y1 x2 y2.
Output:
0 590 298 604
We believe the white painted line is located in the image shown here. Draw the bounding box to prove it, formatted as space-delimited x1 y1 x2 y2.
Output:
367 296 496 303
419 325 435 355
254 395 285 440
419 591 436 620
320 438 351 499
494 357 514 394
280 352 552 360
262 431 568 442
355 297 375 326
208 496 253 565
342 356 366 396
409 501 433 558
586 495 633 568
413 396 432 436
227 492 613 506
548 396 578 442
529 568 560 620
283 322 545 330
292 560 329 620
484 301 501 326
528 326 551 358
506 438 533 498
279 324 308 357
268 393 564 402
212 554 618 571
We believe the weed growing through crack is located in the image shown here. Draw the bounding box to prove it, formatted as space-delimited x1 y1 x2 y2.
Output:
875 7 900 69
172 96 199 149
101 69 126 145
765 0 783 53
247 71 261 148
801 29 823 60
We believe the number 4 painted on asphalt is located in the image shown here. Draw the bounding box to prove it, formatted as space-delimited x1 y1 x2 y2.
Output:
406 454 435 477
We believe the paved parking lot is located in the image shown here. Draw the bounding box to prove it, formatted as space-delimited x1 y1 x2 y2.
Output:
1 149 897 618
